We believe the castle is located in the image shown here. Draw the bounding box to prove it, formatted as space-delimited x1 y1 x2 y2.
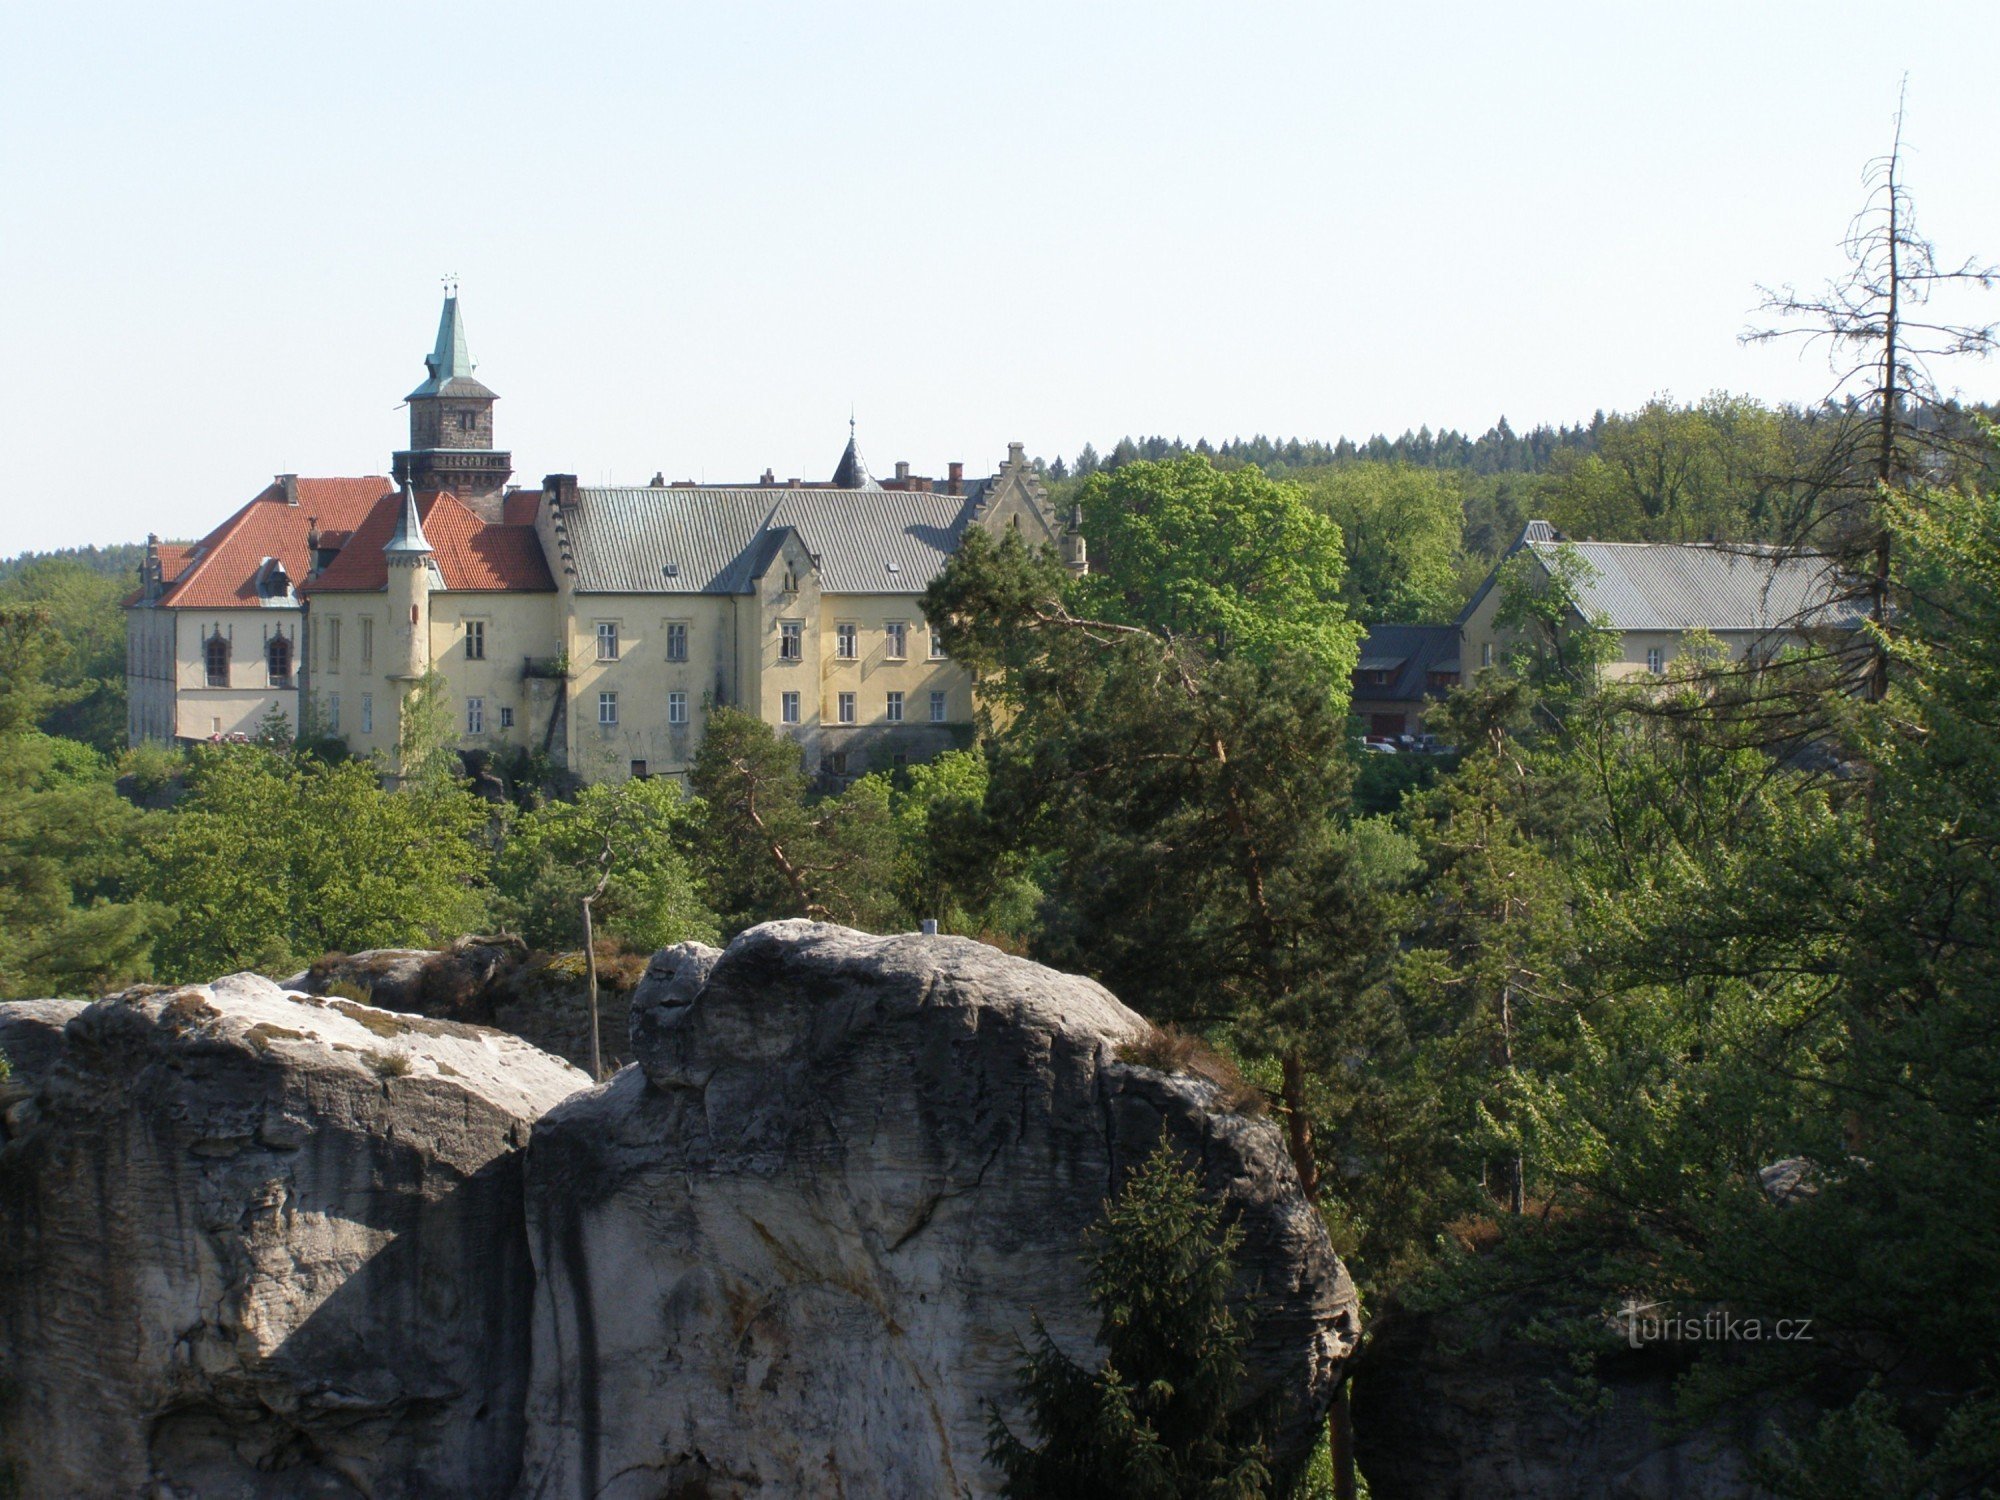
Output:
128 293 1083 782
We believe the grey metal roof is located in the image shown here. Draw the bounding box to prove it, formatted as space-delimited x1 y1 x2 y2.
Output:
1531 541 1867 632
1352 623 1460 703
830 432 879 490
561 481 994 595
383 485 433 555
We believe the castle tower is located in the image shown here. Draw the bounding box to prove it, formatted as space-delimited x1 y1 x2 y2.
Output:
393 290 513 495
384 483 434 682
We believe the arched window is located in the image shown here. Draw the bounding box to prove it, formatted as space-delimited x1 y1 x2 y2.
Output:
266 635 292 687
204 635 230 688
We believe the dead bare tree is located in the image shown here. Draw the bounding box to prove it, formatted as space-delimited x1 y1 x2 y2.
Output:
1743 81 1998 694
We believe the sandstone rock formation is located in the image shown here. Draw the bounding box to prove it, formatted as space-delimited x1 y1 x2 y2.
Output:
286 938 646 1076
520 921 1358 1498
0 974 590 1499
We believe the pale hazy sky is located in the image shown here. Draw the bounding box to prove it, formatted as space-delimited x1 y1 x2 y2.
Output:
3 2 1998 554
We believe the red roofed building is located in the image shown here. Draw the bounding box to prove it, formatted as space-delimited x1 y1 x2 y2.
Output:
133 288 1066 788
127 475 389 743
298 482 556 763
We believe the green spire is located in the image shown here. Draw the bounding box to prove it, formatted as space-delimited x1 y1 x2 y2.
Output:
407 287 497 401
427 293 472 384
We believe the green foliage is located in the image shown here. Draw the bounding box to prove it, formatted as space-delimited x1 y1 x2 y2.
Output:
1492 542 1618 712
0 557 131 753
0 606 154 997
395 667 459 786
1074 455 1361 681
688 707 899 935
988 1141 1270 1499
1302 463 1466 624
862 748 1036 939
145 747 491 980
494 778 718 952
927 523 1408 1199
1536 395 1806 544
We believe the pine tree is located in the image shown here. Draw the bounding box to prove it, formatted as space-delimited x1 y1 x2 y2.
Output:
987 1140 1271 1499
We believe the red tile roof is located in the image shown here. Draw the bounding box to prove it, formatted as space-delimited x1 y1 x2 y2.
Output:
148 478 390 610
304 491 554 595
501 490 542 527
154 543 193 581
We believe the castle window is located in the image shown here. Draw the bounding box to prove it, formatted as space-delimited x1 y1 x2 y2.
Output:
668 691 688 725
204 635 230 688
779 621 802 661
1480 642 1494 668
266 635 292 687
466 697 484 734
885 622 907 660
360 617 373 666
1647 646 1665 674
596 622 620 662
465 621 486 660
458 411 477 432
327 617 341 667
930 690 947 723
499 706 514 729
929 629 946 660
361 693 373 734
836 622 857 659
666 622 688 662
630 761 649 780
885 691 904 724
598 692 618 726
781 691 801 725
838 691 856 724
327 693 341 732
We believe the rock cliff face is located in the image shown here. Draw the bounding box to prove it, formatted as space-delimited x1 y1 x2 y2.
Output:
0 974 590 1499
0 929 1352 1499
520 922 1358 1499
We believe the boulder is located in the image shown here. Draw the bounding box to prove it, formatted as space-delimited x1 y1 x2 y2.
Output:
520 921 1358 1498
0 974 590 1499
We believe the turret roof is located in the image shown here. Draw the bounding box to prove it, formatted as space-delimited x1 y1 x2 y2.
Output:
407 292 498 401
384 484 434 555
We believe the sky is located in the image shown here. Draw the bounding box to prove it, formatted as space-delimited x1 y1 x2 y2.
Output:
3 2 1998 555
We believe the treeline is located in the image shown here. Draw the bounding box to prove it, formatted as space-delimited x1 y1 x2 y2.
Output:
1062 412 1602 482
0 541 148 586
1045 395 2000 594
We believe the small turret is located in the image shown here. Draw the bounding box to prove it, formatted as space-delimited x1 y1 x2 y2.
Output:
385 485 434 681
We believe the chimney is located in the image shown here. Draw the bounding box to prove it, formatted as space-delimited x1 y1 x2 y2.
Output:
894 460 910 482
947 461 964 495
760 468 776 486
649 472 667 488
542 473 580 508
276 474 299 505
788 477 803 489
1006 442 1025 469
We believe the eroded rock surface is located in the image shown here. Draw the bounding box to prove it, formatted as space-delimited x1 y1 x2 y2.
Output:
0 974 590 1499
521 921 1358 1498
